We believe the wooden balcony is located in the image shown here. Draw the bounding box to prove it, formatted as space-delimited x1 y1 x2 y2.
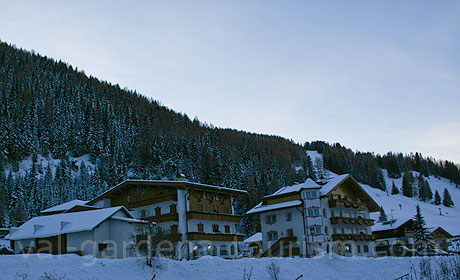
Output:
141 213 179 223
187 232 244 242
332 233 376 242
330 216 374 226
328 199 367 211
186 211 241 223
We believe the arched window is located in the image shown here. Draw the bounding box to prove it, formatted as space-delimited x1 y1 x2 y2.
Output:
220 245 228 256
207 245 217 256
192 244 204 258
230 244 237 255
323 208 327 218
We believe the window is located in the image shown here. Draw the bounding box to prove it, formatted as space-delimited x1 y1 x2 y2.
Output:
325 226 329 235
360 228 367 235
333 227 337 234
98 243 108 251
311 191 317 199
309 226 321 235
225 225 230 233
155 207 161 216
211 205 218 213
169 204 177 213
307 208 320 216
207 245 217 256
230 244 236 255
265 215 277 224
212 224 220 233
287 228 294 237
323 209 327 218
170 224 178 235
140 209 146 218
197 223 204 232
127 195 131 202
267 231 278 241
305 192 311 199
341 228 345 234
357 245 361 253
220 245 228 256
285 211 292 221
364 245 369 253
344 244 352 253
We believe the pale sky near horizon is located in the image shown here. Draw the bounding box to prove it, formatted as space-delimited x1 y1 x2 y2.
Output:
1 1 459 163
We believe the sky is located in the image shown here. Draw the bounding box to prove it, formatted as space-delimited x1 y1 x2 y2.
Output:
0 1 459 163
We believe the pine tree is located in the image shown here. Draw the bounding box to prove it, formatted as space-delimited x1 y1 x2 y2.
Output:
434 190 441 205
378 206 388 222
412 205 432 250
417 174 426 201
402 172 414 197
424 179 433 201
391 181 399 195
442 188 454 207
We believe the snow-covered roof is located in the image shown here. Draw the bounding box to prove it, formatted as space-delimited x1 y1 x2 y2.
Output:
244 232 262 243
319 174 350 195
246 200 302 215
6 206 138 240
266 178 321 197
372 218 412 232
41 200 89 214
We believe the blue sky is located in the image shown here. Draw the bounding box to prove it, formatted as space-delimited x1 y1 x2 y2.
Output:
1 1 459 163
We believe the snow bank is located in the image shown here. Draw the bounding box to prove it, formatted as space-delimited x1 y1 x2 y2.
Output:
0 254 431 280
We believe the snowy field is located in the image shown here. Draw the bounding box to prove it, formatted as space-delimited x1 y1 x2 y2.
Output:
0 253 441 280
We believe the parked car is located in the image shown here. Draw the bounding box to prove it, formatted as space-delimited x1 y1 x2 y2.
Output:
388 245 417 257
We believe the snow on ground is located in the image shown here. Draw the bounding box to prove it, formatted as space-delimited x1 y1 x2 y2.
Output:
0 254 433 280
4 154 95 178
363 170 460 235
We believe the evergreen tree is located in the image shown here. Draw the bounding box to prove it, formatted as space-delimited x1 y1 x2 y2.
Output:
434 190 441 205
424 179 433 201
402 172 414 197
391 181 399 195
442 188 454 207
378 206 388 222
412 205 432 250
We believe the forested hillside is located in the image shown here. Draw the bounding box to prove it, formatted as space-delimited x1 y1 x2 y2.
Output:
0 41 308 227
0 41 458 233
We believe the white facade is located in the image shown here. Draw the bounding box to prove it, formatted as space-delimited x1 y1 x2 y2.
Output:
248 175 378 257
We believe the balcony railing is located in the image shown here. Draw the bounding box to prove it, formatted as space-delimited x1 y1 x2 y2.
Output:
328 199 367 211
186 211 241 223
332 233 376 242
330 216 374 226
141 213 179 223
187 232 244 242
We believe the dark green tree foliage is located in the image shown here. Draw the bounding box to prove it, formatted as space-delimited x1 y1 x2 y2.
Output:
391 181 399 195
434 190 441 205
402 172 415 197
305 141 460 186
442 188 454 207
0 41 308 228
412 205 432 250
378 206 387 222
417 174 433 202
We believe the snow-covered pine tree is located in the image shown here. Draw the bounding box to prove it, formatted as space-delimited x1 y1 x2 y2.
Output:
442 188 454 207
412 205 432 250
402 172 414 197
378 206 388 222
391 181 399 195
434 190 441 205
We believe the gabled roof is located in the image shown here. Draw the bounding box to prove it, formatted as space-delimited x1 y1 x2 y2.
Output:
318 174 350 195
246 200 302 215
6 206 144 240
40 200 89 214
372 218 413 232
265 179 321 198
244 232 262 243
88 179 247 205
431 226 453 238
